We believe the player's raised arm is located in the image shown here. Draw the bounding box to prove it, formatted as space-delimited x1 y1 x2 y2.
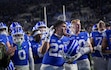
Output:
39 26 54 54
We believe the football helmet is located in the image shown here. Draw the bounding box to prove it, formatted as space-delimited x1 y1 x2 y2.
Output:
11 28 24 45
0 22 8 35
35 21 47 34
66 21 72 34
10 22 22 32
32 25 38 32
92 24 97 31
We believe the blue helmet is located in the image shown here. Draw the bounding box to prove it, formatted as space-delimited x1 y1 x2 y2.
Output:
10 22 22 31
66 21 72 28
32 26 36 31
36 21 46 28
65 21 72 34
32 25 38 31
0 22 8 29
11 27 24 35
92 24 97 31
11 27 24 45
0 22 8 35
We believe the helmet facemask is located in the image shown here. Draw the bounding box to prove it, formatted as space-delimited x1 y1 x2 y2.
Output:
12 34 24 48
0 28 8 36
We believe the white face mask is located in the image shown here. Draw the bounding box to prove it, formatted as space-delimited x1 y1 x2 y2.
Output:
13 35 24 45
0 31 8 36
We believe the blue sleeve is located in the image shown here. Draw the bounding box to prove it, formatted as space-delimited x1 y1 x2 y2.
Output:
2 35 9 44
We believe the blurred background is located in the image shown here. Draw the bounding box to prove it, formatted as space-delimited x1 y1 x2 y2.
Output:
0 0 111 31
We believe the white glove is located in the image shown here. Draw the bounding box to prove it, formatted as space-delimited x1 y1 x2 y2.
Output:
94 45 102 51
79 47 91 55
84 41 90 47
45 26 55 42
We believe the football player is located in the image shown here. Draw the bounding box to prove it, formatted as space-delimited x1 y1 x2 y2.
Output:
0 22 15 70
11 28 34 70
63 21 79 70
35 21 47 40
9 22 29 42
90 20 107 70
39 20 67 70
70 19 93 70
30 30 43 70
101 22 111 70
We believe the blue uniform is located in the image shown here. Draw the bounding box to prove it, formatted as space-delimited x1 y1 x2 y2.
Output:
30 40 43 64
104 30 111 58
90 31 104 57
42 34 67 66
0 34 14 70
0 34 9 45
71 32 89 60
12 41 31 66
29 36 34 41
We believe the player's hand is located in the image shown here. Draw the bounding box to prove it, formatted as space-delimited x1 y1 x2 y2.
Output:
94 45 102 51
69 53 82 61
64 53 82 63
45 26 55 42
6 46 16 56
79 47 91 55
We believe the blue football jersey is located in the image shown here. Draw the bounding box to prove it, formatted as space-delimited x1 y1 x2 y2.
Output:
90 31 105 57
71 32 89 60
8 35 13 45
12 41 31 65
24 34 29 41
104 30 111 58
30 40 43 64
0 34 9 45
42 34 67 66
29 36 34 41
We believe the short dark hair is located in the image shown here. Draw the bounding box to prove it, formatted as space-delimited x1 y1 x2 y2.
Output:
106 23 110 27
53 20 65 29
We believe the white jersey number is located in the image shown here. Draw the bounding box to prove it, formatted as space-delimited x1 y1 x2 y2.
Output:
49 43 64 57
18 50 26 60
78 39 86 47
95 37 102 46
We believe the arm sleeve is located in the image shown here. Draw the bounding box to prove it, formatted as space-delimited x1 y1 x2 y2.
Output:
3 35 9 44
28 42 34 70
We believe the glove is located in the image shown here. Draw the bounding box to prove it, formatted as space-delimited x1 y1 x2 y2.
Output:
84 41 90 47
79 47 91 55
94 45 102 51
45 26 55 42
